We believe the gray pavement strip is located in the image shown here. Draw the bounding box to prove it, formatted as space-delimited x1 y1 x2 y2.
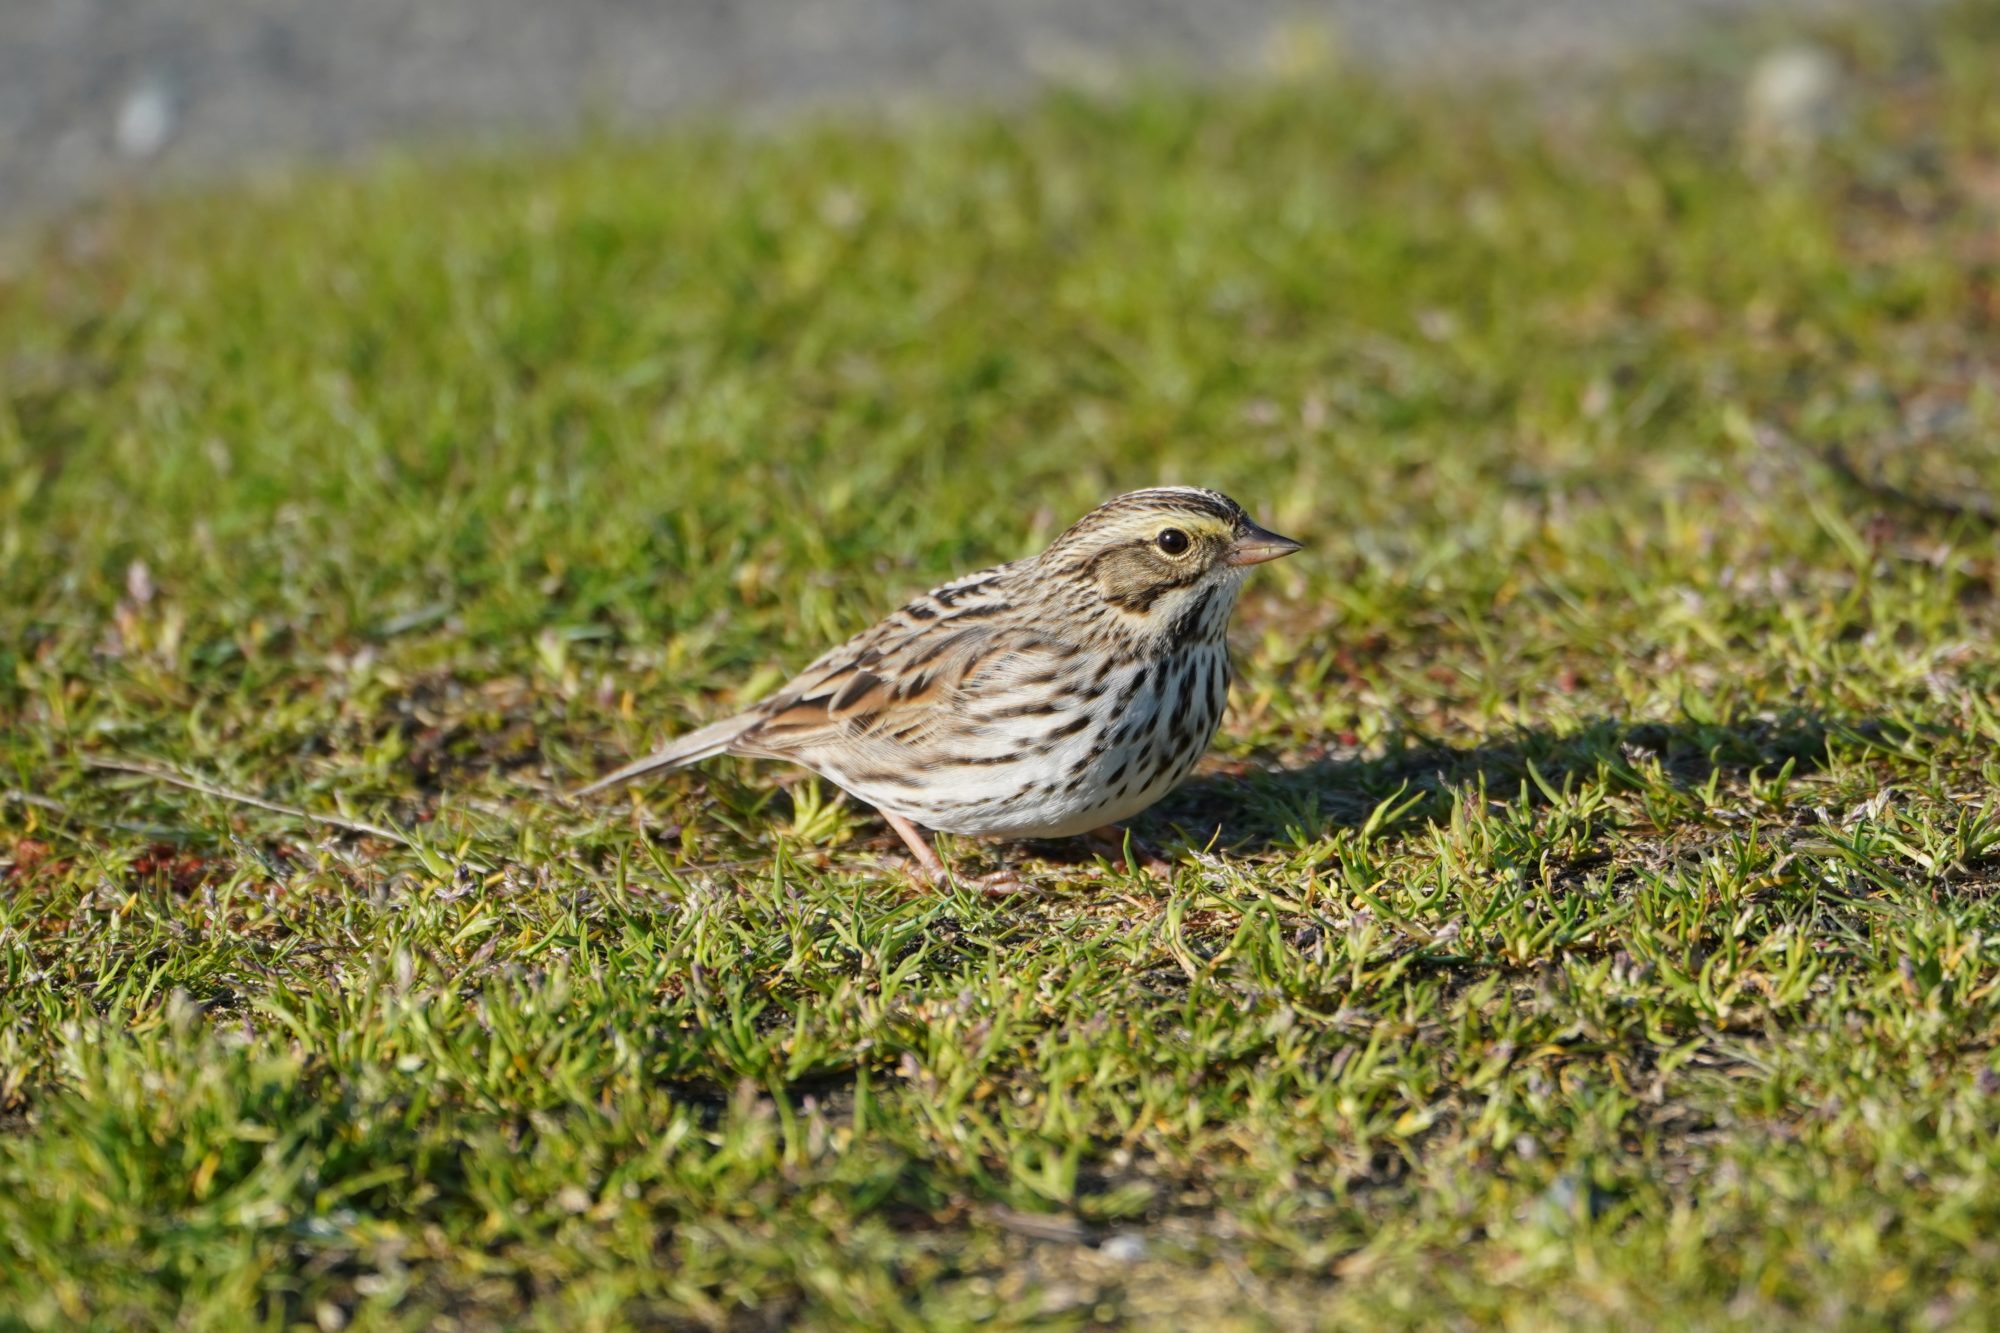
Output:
0 0 1943 222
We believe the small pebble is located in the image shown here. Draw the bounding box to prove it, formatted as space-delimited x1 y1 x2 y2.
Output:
1744 43 1843 161
116 78 177 159
1100 1231 1148 1263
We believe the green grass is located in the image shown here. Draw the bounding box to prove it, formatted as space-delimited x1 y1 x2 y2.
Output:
7 9 2000 1328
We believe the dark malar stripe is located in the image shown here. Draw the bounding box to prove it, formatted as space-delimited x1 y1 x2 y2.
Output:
1165 585 1221 649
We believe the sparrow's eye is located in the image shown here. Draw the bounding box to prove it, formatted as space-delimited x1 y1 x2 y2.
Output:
1156 528 1191 556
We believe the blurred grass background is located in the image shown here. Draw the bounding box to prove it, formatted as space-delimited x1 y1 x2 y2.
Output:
5 6 2000 1327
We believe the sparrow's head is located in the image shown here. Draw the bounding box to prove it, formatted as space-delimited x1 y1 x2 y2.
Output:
1041 487 1301 639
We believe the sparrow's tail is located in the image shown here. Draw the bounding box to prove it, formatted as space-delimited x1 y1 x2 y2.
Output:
567 714 757 799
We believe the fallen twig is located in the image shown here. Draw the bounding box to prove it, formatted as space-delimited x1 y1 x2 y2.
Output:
982 1205 1091 1244
81 756 419 849
1758 422 2000 526
3 788 68 815
4 785 188 839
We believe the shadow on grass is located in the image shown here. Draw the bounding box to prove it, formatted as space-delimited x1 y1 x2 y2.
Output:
1149 712 1897 856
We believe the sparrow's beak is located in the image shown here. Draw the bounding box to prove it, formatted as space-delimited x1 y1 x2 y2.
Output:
1226 520 1304 567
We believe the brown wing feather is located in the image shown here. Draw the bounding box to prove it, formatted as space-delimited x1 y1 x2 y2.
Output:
729 560 1055 762
740 631 1020 752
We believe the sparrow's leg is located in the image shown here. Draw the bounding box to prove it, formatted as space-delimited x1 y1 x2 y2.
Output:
882 809 948 885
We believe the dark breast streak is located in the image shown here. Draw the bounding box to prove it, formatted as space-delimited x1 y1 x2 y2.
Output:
1131 642 1227 796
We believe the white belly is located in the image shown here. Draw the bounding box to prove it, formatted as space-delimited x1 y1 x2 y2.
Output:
825 644 1229 839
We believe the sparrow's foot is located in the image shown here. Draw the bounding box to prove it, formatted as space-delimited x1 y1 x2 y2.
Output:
1084 824 1172 879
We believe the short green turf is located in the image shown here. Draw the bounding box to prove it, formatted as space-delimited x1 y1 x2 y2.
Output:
6 10 2000 1330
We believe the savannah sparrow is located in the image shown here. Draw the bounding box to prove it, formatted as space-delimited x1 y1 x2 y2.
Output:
573 487 1301 880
